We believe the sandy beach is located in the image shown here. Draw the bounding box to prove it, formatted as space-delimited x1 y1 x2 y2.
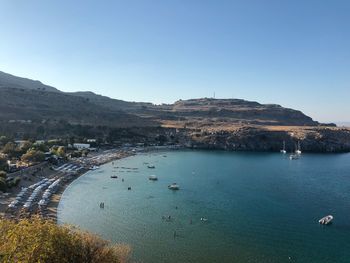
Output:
0 149 134 221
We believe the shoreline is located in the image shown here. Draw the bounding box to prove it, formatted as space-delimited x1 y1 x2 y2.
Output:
51 146 183 223
47 150 136 222
2 146 349 222
0 149 135 221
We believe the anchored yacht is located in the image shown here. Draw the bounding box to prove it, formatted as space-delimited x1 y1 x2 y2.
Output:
168 183 180 190
295 141 302 155
280 141 287 154
318 215 333 225
149 175 158 181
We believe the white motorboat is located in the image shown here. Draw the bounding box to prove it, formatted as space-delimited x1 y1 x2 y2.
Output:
149 175 158 181
168 183 180 190
318 215 333 225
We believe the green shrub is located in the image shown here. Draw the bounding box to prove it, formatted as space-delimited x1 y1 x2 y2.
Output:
0 217 130 263
0 158 7 171
13 176 21 187
0 177 7 192
21 150 45 163
0 171 6 179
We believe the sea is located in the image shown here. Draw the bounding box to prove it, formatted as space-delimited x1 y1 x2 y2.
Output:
57 150 350 263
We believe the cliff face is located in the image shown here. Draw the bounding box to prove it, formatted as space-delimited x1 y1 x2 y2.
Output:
187 126 350 153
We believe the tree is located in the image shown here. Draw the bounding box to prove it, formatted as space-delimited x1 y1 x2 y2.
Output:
32 143 49 153
0 177 7 192
7 176 20 188
2 142 20 159
82 149 89 157
50 146 66 158
0 157 7 171
70 151 82 158
19 141 33 154
0 217 130 263
0 171 6 179
57 146 65 157
21 150 45 164
0 136 10 146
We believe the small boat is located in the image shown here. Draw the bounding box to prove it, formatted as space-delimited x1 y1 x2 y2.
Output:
90 165 100 170
149 175 158 181
168 183 180 190
280 141 287 154
147 165 155 169
289 154 299 160
295 141 302 155
110 175 118 179
318 215 333 225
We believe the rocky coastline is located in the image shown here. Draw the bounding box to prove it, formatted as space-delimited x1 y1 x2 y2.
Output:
184 126 350 153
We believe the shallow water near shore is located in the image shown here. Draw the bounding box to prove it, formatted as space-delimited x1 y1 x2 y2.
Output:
58 150 350 263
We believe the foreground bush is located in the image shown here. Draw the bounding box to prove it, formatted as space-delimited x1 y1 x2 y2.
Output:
0 217 130 263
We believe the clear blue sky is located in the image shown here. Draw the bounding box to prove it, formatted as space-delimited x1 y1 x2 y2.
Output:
0 0 349 123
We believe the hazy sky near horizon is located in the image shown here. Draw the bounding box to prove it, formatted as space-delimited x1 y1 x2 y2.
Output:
0 0 349 122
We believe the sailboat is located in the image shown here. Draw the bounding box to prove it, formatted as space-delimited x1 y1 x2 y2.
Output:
280 141 287 154
295 141 302 155
289 145 299 160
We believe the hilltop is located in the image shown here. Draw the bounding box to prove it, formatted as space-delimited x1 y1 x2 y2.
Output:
0 71 59 93
0 70 326 129
0 70 349 152
142 98 322 127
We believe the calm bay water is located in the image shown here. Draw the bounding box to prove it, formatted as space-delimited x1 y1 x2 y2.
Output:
58 151 350 263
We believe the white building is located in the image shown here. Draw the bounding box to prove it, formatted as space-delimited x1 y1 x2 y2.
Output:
73 143 90 150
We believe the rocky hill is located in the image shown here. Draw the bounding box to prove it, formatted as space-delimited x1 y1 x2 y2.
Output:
0 87 155 128
0 70 349 152
0 70 324 128
150 98 321 126
0 71 59 93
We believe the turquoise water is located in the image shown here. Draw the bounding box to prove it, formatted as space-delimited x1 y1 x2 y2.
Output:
58 151 350 263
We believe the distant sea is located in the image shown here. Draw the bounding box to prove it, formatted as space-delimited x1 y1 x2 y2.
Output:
58 150 350 263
